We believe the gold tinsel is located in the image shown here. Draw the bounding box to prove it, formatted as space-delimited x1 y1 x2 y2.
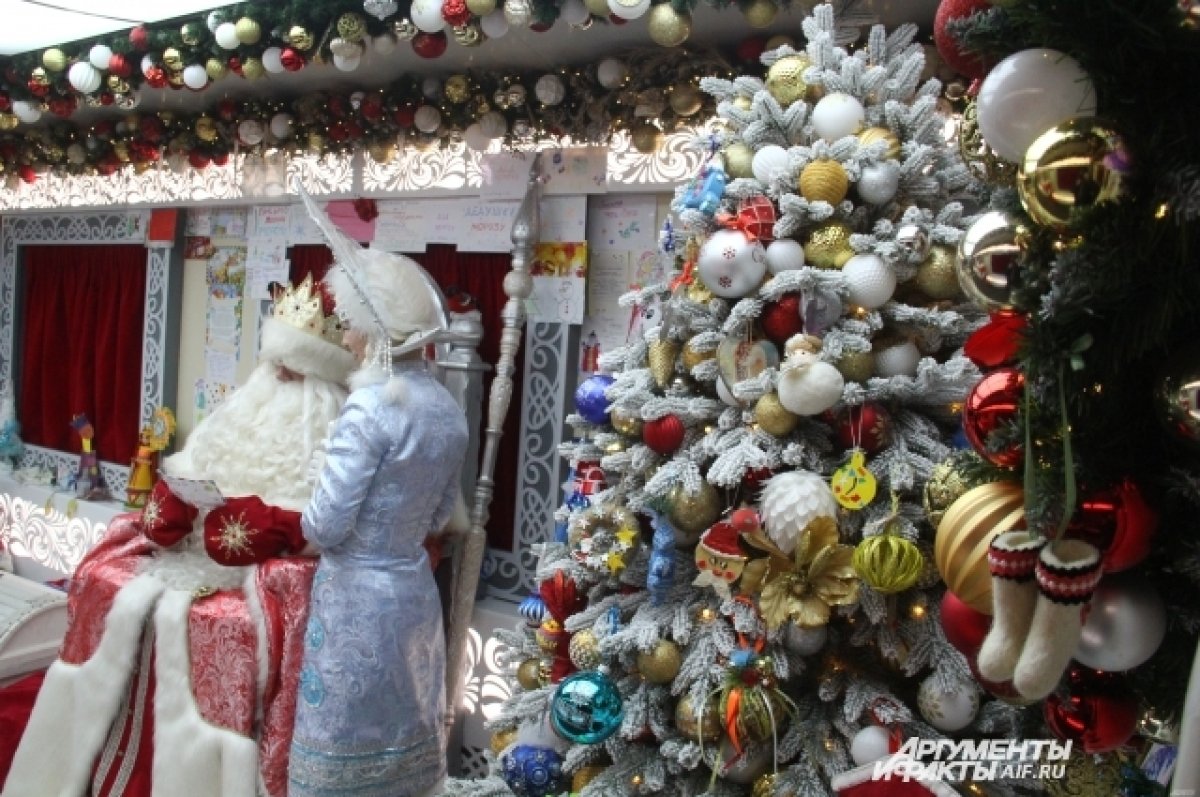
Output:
647 338 680 388
853 533 924 594
799 160 849 205
516 658 541 690
836 350 875 384
752 773 778 797
107 75 130 93
637 639 681 683
1044 751 1123 796
858 126 901 161
755 392 800 437
674 693 722 742
572 764 608 792
722 142 755 179
646 4 691 47
765 55 809 106
490 727 518 755
667 481 721 535
915 245 961 300
452 23 483 46
803 221 855 269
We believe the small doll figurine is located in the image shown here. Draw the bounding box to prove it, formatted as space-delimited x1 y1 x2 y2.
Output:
70 413 109 500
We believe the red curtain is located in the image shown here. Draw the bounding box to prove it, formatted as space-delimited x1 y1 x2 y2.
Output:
19 245 147 464
289 244 522 551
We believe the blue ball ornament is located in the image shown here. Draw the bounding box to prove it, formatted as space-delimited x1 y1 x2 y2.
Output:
519 593 547 627
549 670 624 745
574 374 615 425
500 744 565 797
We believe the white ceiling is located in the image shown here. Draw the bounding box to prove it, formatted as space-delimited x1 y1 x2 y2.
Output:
0 1 240 55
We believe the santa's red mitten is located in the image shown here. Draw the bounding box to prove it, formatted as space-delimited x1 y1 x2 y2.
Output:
141 480 198 547
203 495 304 566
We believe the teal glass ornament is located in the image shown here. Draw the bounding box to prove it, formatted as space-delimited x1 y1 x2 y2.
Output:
549 669 624 744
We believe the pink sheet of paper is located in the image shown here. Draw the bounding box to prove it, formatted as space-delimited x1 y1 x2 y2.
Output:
324 200 376 243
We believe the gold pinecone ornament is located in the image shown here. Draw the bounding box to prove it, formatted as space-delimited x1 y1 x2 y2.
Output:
922 459 971 528
648 338 680 388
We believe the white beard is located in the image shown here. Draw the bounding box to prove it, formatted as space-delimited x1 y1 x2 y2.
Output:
163 364 348 511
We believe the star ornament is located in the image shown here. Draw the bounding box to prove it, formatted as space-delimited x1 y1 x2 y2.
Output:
218 512 253 557
142 495 163 530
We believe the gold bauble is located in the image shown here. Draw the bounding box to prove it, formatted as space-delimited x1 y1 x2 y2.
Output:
669 85 703 117
572 764 607 791
443 75 471 105
516 658 542 690
858 126 901 161
755 392 800 437
743 0 778 28
631 121 663 154
106 75 130 93
306 130 326 153
686 280 714 303
765 55 809 106
610 407 643 437
935 482 1025 614
584 0 611 16
367 140 397 163
42 48 67 73
923 459 971 529
240 57 264 80
647 338 680 388
853 534 924 594
568 628 602 670
674 692 722 742
205 58 228 82
803 221 855 269
1045 751 1122 797
166 70 184 88
722 142 755 179
235 17 262 44
836 350 875 384
194 116 218 142
0 114 16 132
733 95 753 111
799 160 849 205
337 12 367 42
180 22 203 46
162 48 183 71
667 481 721 535
451 22 483 46
681 338 715 370
752 772 778 797
490 726 518 755
288 25 315 51
914 244 960 300
637 640 681 684
1017 116 1129 232
467 0 498 14
646 4 691 47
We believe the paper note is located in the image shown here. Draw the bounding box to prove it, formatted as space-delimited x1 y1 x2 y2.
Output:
211 208 248 239
187 208 212 236
205 347 238 385
251 205 291 240
160 474 225 510
588 195 658 250
458 199 519 252
541 147 608 195
426 199 462 244
480 152 534 200
530 276 586 324
206 296 242 352
246 240 289 300
540 196 586 243
375 201 428 252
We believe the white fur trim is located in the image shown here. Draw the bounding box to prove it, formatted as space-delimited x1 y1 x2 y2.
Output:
327 251 440 341
1 574 166 797
241 567 270 729
830 756 960 796
259 318 356 386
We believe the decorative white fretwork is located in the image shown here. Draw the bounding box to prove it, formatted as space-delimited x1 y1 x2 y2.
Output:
0 491 111 575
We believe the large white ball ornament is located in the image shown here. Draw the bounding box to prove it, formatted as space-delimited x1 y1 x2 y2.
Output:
414 105 442 133
696 229 767 299
777 359 844 417
269 112 294 140
372 33 397 55
851 726 893 765
215 22 241 50
479 111 507 138
480 11 510 38
68 62 101 94
12 101 40 124
261 47 284 73
333 53 361 72
535 74 566 106
596 58 628 89
842 254 896 309
88 44 113 71
464 123 493 151
857 162 900 205
918 677 979 732
783 622 826 655
182 64 209 90
237 119 264 146
811 93 865 141
751 144 790 184
410 0 447 32
976 48 1096 163
562 0 591 24
608 0 651 20
1074 575 1167 672
765 239 805 274
874 338 921 377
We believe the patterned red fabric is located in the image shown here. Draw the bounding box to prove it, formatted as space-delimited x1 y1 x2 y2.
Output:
140 480 197 548
202 496 304 566
986 536 1043 581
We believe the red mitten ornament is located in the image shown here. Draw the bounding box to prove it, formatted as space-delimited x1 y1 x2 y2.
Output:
142 480 198 547
203 495 304 566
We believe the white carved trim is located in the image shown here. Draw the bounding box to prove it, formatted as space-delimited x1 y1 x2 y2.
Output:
0 491 110 575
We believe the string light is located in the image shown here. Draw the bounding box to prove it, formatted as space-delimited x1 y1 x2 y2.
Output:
699 607 717 622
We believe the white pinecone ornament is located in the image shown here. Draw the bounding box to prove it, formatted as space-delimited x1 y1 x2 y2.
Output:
758 470 839 555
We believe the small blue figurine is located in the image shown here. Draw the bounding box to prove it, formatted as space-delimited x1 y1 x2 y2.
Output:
680 164 728 217
646 511 677 605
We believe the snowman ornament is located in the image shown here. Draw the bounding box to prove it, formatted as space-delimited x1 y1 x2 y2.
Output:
776 334 845 416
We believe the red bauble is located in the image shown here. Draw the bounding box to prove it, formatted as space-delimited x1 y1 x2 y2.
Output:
940 590 991 658
144 68 167 89
608 13 627 24
98 92 114 106
736 36 767 63
48 96 77 118
737 195 776 242
216 98 238 121
833 402 893 455
129 25 149 51
139 116 165 143
188 150 211 169
1044 666 1139 753
742 466 774 494
96 157 120 176
360 94 384 121
227 56 243 76
212 152 230 167
643 414 686 455
327 96 348 118
963 309 1026 369
108 53 131 78
392 105 416 128
962 367 1024 468
280 48 304 72
411 32 448 59
27 79 49 98
529 21 552 32
933 0 992 80
1067 478 1157 572
442 0 472 26
17 164 36 184
760 293 804 346
0 91 10 112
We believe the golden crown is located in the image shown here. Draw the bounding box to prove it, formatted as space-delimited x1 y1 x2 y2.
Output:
271 275 345 346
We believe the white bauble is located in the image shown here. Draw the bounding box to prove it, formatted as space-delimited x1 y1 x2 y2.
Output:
842 254 895 309
237 119 264 146
562 0 591 24
215 22 241 50
410 0 447 32
372 33 398 55
596 58 628 89
874 338 921 377
464 123 493 151
765 238 806 274
857 162 900 205
751 144 789 184
12 101 41 124
715 377 744 407
918 677 979 732
88 44 113 71
696 228 767 299
261 47 284 73
206 10 223 31
783 622 827 655
68 62 101 94
851 726 893 765
141 54 156 77
422 76 443 100
1074 576 1167 672
759 470 839 555
976 48 1096 163
269 112 294 140
479 111 507 138
414 105 442 133
608 0 651 19
777 360 844 416
811 93 865 141
535 74 565 106
480 10 510 38
333 53 361 72
182 64 209 90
